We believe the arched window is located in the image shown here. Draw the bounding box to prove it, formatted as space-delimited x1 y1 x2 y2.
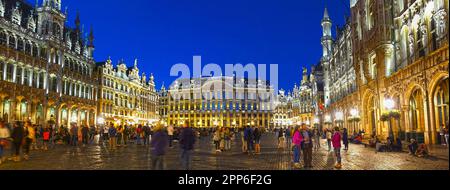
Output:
8 35 16 49
409 93 419 131
25 42 32 55
17 38 24 51
0 32 7 45
430 19 437 51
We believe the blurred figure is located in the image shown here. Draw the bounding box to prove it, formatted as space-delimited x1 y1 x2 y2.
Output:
23 121 35 160
332 127 342 169
81 125 89 146
253 127 262 154
179 121 196 170
151 124 168 170
108 124 117 150
0 121 11 164
42 125 50 151
70 124 78 146
167 125 174 148
11 122 24 162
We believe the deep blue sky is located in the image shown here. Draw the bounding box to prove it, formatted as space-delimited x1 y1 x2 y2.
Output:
32 0 349 91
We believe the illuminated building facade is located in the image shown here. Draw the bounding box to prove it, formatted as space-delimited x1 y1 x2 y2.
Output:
273 89 293 128
0 0 98 127
291 68 314 125
319 0 448 144
167 76 275 128
96 58 158 126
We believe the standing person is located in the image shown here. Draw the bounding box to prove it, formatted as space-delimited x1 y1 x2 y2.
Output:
42 126 50 151
332 127 342 169
278 128 285 149
136 125 143 145
439 125 445 146
98 125 104 143
0 121 11 165
81 125 89 146
219 128 225 151
116 125 123 147
444 126 449 148
179 121 196 170
23 122 35 161
143 125 150 145
343 128 349 151
103 125 109 144
301 125 313 168
11 122 24 162
108 124 117 150
89 125 96 144
326 129 332 151
285 126 292 150
254 127 262 154
313 128 321 151
225 128 232 151
150 124 169 170
31 125 39 150
213 129 220 152
123 125 129 147
244 125 254 155
241 127 248 153
292 126 303 169
70 124 78 146
167 125 174 148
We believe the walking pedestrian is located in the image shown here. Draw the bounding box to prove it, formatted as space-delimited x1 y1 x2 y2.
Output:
343 128 349 151
144 125 151 145
179 121 196 170
292 126 302 169
332 127 342 169
70 124 78 146
23 121 35 160
89 125 96 144
326 129 332 151
0 121 11 165
103 125 109 143
167 125 174 148
241 127 248 153
244 125 254 155
254 127 262 154
301 125 313 168
11 122 24 162
116 125 123 147
123 125 129 146
151 124 168 170
108 124 117 150
285 126 292 150
313 128 321 151
278 128 285 149
81 125 89 146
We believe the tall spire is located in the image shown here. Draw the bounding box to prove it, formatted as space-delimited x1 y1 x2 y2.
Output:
323 7 329 20
88 25 94 47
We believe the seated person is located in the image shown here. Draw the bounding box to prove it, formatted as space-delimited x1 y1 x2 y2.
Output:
375 140 386 152
408 139 418 155
386 137 393 152
416 143 429 157
369 136 377 147
353 135 363 144
391 138 402 152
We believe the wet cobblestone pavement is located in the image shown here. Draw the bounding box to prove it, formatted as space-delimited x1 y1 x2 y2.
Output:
0 133 448 170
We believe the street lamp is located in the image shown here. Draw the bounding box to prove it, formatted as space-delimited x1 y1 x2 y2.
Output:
335 111 344 129
383 98 397 140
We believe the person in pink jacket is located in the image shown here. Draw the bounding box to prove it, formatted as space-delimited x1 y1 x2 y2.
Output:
332 127 342 169
292 126 303 169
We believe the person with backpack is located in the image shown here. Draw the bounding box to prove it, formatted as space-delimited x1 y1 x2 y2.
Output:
332 127 342 169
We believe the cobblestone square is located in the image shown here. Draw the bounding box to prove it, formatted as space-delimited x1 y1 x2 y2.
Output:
0 133 448 170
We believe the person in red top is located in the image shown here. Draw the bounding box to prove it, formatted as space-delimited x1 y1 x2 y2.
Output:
42 125 51 151
331 127 342 169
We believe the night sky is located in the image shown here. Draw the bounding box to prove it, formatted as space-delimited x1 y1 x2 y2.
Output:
32 0 349 91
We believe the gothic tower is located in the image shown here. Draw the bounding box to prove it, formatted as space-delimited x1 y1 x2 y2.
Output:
321 7 333 107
